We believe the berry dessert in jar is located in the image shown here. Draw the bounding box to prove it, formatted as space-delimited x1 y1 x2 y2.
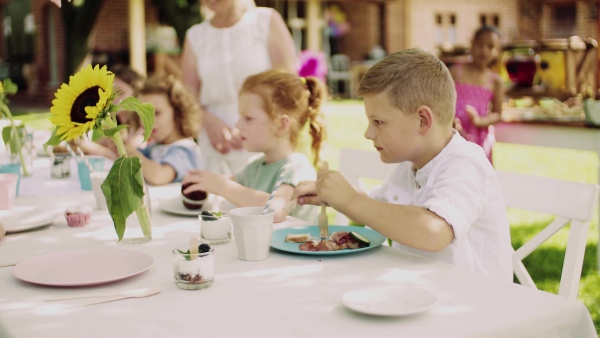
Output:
172 243 214 290
200 211 231 244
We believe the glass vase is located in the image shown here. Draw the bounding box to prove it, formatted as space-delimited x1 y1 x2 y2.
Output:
120 183 153 244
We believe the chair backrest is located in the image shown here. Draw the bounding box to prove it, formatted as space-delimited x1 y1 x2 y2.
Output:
336 148 396 224
331 54 351 71
496 170 600 299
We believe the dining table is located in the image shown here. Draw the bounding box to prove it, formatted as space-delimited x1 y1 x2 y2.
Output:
0 156 597 338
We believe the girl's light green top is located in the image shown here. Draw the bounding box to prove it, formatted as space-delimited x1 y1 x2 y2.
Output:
235 153 318 223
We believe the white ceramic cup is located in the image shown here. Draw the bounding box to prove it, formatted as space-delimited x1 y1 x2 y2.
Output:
90 171 110 210
230 207 275 261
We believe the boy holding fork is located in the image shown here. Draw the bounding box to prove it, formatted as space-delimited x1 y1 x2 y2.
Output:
295 49 513 282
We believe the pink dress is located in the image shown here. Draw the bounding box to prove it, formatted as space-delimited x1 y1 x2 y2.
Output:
454 64 495 162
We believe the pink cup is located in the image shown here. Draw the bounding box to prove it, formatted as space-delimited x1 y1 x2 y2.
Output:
0 174 18 210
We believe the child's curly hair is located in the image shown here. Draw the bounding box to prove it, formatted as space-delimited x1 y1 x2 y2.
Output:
131 75 202 138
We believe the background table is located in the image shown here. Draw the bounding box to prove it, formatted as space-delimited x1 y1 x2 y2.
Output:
0 185 596 338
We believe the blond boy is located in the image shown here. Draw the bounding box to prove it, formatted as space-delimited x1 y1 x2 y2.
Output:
295 49 513 281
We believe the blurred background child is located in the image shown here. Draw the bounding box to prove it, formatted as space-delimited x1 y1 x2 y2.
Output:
182 69 327 223
125 75 203 185
450 25 505 163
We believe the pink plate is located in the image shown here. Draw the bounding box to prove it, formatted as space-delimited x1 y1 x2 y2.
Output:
13 248 153 286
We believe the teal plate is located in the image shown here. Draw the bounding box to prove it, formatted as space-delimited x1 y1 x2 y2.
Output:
270 225 386 255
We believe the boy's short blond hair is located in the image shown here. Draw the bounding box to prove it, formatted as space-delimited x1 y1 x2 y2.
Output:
357 48 456 126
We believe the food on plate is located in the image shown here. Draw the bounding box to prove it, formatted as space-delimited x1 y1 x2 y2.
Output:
64 205 92 227
298 231 370 251
285 233 311 243
181 182 207 210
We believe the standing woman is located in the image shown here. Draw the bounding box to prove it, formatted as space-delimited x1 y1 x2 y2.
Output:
181 0 297 175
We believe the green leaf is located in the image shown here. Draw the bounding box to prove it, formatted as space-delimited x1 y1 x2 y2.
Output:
103 124 129 138
2 79 18 95
2 124 24 154
91 128 104 141
44 128 63 147
116 96 154 143
101 156 145 241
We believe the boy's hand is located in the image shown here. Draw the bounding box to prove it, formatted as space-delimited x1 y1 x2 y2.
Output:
315 169 356 210
182 170 228 195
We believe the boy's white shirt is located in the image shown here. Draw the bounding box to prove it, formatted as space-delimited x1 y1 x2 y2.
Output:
368 131 514 282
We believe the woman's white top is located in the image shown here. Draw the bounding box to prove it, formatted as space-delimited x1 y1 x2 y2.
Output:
186 7 274 128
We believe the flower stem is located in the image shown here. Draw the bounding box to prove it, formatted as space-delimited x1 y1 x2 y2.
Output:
105 116 152 240
0 101 29 176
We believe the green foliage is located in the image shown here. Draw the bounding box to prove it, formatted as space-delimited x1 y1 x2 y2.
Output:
60 0 106 78
2 124 24 154
2 79 18 96
150 0 202 48
101 156 145 241
116 97 155 143
44 128 62 147
101 124 129 138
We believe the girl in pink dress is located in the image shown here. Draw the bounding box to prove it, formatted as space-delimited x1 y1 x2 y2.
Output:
450 25 505 163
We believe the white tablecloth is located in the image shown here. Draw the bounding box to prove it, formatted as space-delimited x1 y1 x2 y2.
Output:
0 184 596 337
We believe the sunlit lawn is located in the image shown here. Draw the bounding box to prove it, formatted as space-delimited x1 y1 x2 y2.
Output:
15 99 600 333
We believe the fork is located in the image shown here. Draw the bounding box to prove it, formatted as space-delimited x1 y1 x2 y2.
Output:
318 161 329 239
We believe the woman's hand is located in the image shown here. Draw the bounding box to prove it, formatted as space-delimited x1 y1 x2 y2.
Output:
204 112 242 154
182 170 229 195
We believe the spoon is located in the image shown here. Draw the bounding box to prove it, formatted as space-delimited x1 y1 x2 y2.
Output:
44 287 160 301
67 287 160 308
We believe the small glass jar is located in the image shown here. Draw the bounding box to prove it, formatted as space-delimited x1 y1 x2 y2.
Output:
200 212 232 245
50 155 71 179
172 247 214 290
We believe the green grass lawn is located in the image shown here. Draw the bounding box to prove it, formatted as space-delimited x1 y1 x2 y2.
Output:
14 99 600 333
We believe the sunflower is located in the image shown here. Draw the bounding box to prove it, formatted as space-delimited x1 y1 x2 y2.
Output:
50 64 114 141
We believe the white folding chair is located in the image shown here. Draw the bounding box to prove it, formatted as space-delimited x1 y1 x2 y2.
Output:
335 148 396 224
496 170 600 299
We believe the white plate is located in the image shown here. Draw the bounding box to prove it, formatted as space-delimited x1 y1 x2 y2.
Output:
0 206 61 233
13 248 153 286
342 286 437 316
158 196 205 216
